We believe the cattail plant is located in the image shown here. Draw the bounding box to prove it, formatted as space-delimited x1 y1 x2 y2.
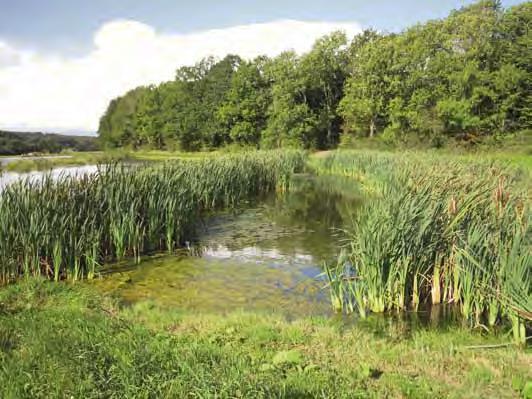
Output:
318 150 531 344
0 150 306 284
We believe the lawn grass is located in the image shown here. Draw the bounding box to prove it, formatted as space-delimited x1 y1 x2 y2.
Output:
0 280 530 398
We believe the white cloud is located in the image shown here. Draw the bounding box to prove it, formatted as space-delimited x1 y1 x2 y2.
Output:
0 19 361 134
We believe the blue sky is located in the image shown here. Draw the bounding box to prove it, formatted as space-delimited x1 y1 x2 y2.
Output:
0 0 527 134
1 0 525 52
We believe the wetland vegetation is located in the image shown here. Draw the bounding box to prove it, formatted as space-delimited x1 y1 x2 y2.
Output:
1 1 531 397
314 151 531 345
0 149 530 398
0 150 305 283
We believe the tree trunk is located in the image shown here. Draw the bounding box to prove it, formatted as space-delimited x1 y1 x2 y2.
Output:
369 119 376 138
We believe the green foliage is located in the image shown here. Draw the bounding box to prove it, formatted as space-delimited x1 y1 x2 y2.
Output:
98 2 530 151
98 31 351 151
98 87 147 148
262 51 317 149
300 31 349 149
0 131 98 156
217 57 271 147
339 1 531 142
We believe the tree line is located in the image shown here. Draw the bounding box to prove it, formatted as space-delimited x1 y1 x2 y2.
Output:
98 1 531 151
0 131 99 156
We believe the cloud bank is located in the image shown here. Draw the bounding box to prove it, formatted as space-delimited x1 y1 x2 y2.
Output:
0 20 361 134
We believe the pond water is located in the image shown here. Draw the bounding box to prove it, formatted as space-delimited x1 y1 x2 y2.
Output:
91 174 362 318
1 165 466 327
0 164 99 191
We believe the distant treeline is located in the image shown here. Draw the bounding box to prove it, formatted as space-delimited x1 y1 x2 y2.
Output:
99 1 531 151
0 131 99 156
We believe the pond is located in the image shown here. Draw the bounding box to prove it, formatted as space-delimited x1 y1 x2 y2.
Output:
0 165 466 328
91 174 362 318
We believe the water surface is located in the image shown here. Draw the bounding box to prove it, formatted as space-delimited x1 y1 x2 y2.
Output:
0 164 99 191
92 174 362 317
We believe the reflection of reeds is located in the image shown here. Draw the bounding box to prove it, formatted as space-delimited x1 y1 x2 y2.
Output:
319 151 530 345
0 150 305 285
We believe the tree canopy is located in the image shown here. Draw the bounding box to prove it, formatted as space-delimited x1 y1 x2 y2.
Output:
99 1 531 150
0 131 99 156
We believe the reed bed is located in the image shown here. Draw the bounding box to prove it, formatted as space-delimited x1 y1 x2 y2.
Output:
0 150 305 285
315 150 531 344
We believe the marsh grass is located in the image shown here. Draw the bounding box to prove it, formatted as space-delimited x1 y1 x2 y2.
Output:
316 150 531 344
0 150 305 284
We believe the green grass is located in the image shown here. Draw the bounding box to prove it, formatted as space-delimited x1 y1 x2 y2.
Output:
337 130 532 166
127 149 218 162
2 148 531 397
4 142 530 174
0 279 530 398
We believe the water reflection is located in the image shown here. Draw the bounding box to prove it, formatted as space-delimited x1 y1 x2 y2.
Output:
93 174 361 317
193 174 362 263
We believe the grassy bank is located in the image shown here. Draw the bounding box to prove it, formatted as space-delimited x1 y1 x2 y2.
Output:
2 151 111 173
3 136 530 173
0 280 530 398
0 150 305 284
338 131 532 165
312 150 531 344
2 149 219 173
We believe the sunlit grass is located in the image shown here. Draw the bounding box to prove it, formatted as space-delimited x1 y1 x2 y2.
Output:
3 148 227 172
0 280 530 398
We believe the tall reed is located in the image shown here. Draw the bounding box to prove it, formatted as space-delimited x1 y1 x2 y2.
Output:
318 150 531 344
0 150 306 284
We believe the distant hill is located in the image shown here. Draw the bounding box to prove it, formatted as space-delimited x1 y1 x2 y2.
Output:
0 130 99 156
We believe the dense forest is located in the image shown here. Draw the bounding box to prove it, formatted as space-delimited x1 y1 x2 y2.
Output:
98 1 531 151
0 131 99 156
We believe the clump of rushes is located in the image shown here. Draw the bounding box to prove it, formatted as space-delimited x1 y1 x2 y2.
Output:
0 150 306 285
318 150 531 345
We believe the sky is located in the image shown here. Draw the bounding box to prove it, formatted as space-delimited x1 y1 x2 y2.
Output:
0 0 525 135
